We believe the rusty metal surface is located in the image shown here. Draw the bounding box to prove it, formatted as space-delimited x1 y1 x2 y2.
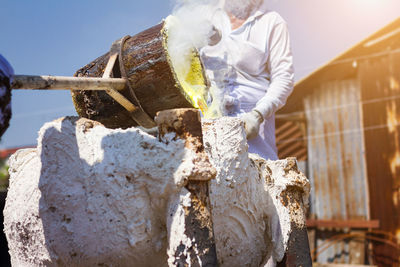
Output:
276 121 308 161
359 53 400 266
304 79 369 263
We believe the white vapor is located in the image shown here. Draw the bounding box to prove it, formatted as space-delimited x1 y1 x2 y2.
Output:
167 0 221 78
167 0 267 118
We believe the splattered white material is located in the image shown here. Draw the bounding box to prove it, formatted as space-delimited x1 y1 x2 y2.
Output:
4 116 310 266
5 118 186 267
166 188 195 266
253 155 311 263
203 118 273 266
203 117 310 265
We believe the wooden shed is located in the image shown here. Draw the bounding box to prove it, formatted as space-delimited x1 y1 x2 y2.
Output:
276 17 400 266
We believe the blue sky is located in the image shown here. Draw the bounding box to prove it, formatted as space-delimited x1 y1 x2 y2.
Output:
1 0 399 148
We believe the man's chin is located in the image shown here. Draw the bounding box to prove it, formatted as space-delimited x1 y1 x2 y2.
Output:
224 0 262 19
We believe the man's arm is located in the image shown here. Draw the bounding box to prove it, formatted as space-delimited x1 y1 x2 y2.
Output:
242 21 294 140
254 21 295 119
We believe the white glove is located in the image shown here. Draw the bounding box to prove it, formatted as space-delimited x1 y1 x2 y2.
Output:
241 109 264 140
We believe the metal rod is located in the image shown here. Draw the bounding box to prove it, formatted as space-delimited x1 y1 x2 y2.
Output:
11 75 127 91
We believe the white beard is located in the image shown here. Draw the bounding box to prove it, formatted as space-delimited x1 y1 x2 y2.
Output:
224 0 263 19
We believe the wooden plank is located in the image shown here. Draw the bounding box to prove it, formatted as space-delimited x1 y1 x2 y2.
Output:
313 264 377 267
349 231 365 264
307 219 380 229
359 54 400 264
308 229 316 260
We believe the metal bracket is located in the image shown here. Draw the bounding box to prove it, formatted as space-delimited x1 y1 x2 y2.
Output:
103 36 156 128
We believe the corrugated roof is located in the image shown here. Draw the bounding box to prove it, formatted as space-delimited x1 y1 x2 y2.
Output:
279 17 400 115
276 121 307 161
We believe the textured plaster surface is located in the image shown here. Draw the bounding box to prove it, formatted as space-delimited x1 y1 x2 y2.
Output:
4 117 309 266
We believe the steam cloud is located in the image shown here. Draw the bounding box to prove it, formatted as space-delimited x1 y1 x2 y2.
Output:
167 0 221 75
168 0 227 118
168 0 266 118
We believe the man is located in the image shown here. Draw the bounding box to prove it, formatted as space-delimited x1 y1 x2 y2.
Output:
0 54 13 138
201 0 294 160
201 2 294 265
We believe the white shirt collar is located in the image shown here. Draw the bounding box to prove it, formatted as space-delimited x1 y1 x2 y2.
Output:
217 3 269 34
246 3 269 24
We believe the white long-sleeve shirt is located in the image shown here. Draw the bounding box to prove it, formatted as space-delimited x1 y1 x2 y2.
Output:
200 6 294 160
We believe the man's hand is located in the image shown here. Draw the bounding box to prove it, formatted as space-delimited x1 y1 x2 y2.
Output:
241 109 264 140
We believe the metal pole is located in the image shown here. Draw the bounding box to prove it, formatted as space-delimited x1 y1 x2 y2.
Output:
11 75 127 91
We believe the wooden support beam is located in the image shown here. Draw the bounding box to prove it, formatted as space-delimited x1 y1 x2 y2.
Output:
313 264 377 267
307 219 380 229
276 112 306 122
